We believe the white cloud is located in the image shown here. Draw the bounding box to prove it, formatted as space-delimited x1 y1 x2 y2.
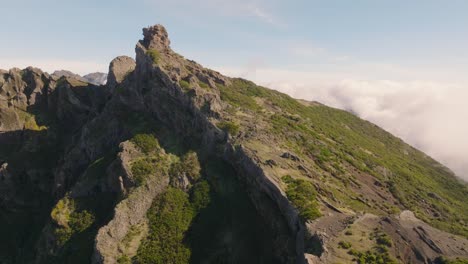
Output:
244 2 284 28
215 66 468 181
0 58 107 76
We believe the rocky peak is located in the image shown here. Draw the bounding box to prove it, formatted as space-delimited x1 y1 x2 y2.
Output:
141 24 171 52
107 56 136 90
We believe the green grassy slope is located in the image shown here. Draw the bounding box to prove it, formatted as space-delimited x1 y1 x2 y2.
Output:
217 78 468 238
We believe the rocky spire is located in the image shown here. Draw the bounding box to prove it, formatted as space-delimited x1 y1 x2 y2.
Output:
141 24 171 51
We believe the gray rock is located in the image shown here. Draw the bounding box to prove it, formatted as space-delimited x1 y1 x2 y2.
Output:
107 56 136 92
141 24 171 51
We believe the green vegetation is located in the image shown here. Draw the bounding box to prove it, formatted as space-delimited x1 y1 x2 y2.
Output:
17 110 48 131
435 257 468 264
215 77 468 237
198 81 209 89
131 158 157 186
218 79 264 111
170 151 201 185
51 197 95 246
217 121 240 135
135 188 195 264
282 175 321 221
348 248 397 264
338 241 352 249
132 133 160 153
130 134 170 186
147 49 161 64
179 80 190 91
190 180 211 211
117 255 132 264
375 233 392 247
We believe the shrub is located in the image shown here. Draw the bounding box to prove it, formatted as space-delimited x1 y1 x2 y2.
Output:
69 210 94 232
345 230 353 236
147 49 161 64
375 233 392 247
283 175 321 221
217 121 240 135
131 159 156 185
179 80 190 91
434 257 468 264
51 197 95 246
131 134 160 153
350 249 398 264
338 241 352 249
191 180 211 211
117 255 131 264
136 188 194 264
182 151 201 181
51 197 74 227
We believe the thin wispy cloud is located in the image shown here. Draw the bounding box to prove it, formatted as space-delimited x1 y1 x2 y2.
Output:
244 2 285 28
142 0 285 28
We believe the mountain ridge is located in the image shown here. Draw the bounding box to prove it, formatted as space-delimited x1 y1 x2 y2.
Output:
0 24 467 264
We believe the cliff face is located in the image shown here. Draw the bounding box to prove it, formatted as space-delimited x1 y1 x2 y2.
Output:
0 24 467 264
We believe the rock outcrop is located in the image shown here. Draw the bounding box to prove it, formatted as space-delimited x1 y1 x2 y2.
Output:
106 56 136 92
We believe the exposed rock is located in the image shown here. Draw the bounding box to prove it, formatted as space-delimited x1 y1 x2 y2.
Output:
93 142 170 264
52 69 84 81
281 152 301 162
106 56 136 91
141 24 171 51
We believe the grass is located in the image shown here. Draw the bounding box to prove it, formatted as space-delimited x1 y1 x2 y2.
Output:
147 49 161 64
217 121 240 135
198 81 209 89
282 175 321 221
217 79 263 111
179 80 190 91
338 241 352 249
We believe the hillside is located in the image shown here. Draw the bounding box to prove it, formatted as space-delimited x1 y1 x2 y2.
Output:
0 24 467 264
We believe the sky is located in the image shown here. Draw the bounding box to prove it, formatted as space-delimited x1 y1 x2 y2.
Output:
1 0 467 180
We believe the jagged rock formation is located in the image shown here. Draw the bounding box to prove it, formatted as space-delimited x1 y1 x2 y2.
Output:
0 24 467 264
106 56 136 93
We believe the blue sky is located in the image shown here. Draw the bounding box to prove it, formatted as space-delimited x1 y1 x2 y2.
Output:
1 0 468 179
1 0 467 80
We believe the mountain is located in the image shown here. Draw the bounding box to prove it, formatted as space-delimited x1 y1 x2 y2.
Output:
52 70 107 85
0 25 467 264
83 72 108 86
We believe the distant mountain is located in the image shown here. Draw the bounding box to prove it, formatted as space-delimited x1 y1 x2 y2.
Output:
52 70 107 85
0 25 467 264
52 69 84 80
83 72 107 85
